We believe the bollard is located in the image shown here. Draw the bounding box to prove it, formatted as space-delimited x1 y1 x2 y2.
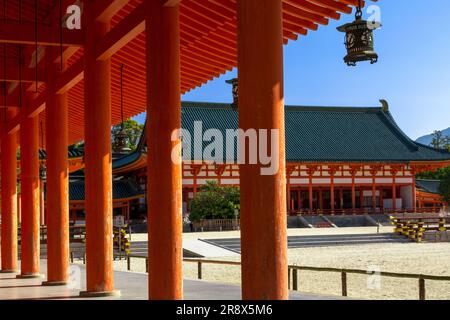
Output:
439 219 446 232
146 258 149 273
127 256 131 271
292 269 298 291
70 252 74 263
198 261 202 280
341 271 348 297
419 276 426 300
288 268 291 290
83 253 86 265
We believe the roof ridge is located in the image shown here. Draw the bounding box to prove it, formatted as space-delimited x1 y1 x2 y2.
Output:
181 101 383 112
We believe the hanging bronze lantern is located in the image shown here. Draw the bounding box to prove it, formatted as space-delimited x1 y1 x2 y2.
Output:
113 64 132 154
337 2 381 66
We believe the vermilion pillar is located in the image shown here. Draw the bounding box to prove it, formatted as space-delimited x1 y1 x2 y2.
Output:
330 175 335 211
146 0 183 300
237 0 288 300
392 177 397 211
308 176 313 211
351 171 356 210
1 109 19 273
18 112 41 278
372 176 377 212
43 48 69 286
81 2 117 297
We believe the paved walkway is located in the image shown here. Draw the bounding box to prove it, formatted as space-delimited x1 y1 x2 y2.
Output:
0 260 339 300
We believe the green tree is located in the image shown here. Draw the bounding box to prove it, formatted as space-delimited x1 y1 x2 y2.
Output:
439 170 450 204
417 166 450 180
189 181 240 222
431 130 450 150
111 119 145 151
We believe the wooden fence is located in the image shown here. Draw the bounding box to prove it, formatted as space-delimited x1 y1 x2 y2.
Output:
120 255 450 300
192 219 240 232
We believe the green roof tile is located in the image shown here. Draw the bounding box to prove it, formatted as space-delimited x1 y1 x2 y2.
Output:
416 179 441 194
179 102 450 163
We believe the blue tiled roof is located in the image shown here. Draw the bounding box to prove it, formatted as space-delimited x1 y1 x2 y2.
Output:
416 179 441 194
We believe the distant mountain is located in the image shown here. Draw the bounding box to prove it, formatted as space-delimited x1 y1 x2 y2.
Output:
416 127 450 146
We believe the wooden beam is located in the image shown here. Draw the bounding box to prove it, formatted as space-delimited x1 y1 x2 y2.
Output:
163 0 181 7
6 94 46 136
0 22 84 46
55 59 84 94
0 64 45 83
95 0 130 22
96 3 145 61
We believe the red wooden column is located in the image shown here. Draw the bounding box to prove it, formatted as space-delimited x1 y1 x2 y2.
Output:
146 0 183 300
18 110 41 279
307 166 316 212
372 177 377 212
391 167 399 212
350 166 359 211
43 48 69 286
328 166 338 212
81 1 117 297
1 109 19 273
237 0 288 300
392 177 397 211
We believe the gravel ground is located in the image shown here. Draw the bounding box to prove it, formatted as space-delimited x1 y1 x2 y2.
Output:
110 227 450 300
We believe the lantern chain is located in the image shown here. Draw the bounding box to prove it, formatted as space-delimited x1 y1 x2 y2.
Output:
120 64 125 131
356 0 363 19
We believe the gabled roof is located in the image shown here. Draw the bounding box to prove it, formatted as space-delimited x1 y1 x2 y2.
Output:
39 146 83 160
180 102 450 163
416 179 441 195
66 179 144 202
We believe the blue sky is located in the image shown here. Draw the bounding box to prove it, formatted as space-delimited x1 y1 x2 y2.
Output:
135 0 450 140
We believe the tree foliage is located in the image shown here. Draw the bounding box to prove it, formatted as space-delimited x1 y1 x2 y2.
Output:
111 119 145 151
439 170 450 204
431 130 450 151
417 166 450 180
189 181 240 222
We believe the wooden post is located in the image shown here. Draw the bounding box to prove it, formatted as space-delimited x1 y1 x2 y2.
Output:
351 172 356 211
197 261 202 280
146 0 183 300
341 271 348 297
292 269 298 291
1 109 19 273
288 268 291 290
238 0 288 300
18 110 41 279
43 47 70 286
330 174 335 212
309 175 314 212
372 176 377 212
392 176 397 212
419 276 425 300
81 1 117 297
